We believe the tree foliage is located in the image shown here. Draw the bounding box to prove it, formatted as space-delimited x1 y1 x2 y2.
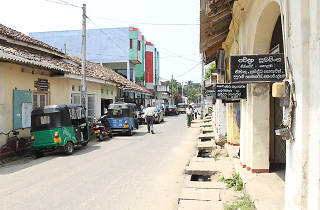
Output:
204 61 216 80
164 80 201 104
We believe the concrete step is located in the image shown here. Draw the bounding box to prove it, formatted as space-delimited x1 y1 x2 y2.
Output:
183 175 227 189
178 200 224 210
190 157 215 162
203 119 211 123
200 123 212 128
185 161 217 176
201 127 213 133
178 187 220 202
197 141 216 150
198 133 215 140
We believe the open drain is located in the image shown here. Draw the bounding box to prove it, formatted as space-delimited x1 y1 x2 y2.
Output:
202 130 212 134
190 175 211 182
197 149 211 158
200 138 211 142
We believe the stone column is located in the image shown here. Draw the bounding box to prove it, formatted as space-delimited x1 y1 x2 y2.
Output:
248 83 270 173
240 98 248 168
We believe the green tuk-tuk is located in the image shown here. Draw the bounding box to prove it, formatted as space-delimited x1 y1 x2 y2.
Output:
31 104 89 157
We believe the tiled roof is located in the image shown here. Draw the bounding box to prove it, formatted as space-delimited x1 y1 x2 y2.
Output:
0 24 64 55
0 23 151 95
0 42 74 73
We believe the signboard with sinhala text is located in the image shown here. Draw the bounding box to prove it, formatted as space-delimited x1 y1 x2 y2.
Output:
230 54 286 83
215 84 247 100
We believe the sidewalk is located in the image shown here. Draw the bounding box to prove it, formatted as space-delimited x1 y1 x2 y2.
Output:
177 117 285 210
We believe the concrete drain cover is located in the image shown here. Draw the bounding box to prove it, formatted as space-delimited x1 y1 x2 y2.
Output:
197 149 211 158
190 175 211 182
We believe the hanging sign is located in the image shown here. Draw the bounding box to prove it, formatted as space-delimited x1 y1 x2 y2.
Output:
215 84 247 99
230 54 286 83
205 90 216 96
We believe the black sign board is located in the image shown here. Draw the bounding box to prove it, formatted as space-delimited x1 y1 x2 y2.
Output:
222 99 240 103
230 54 286 83
34 79 49 91
206 90 216 96
215 84 247 99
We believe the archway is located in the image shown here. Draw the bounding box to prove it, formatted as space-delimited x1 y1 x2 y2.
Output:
252 1 286 175
253 1 281 54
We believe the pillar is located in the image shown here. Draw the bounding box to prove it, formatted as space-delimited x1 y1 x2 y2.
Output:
240 98 248 168
248 83 270 173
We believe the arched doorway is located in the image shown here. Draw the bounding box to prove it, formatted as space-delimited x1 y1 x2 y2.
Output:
269 15 286 175
250 1 285 175
253 1 286 175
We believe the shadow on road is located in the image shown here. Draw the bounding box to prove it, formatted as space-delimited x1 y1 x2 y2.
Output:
0 144 100 175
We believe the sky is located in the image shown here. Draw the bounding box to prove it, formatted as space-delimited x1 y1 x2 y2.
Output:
1 0 202 83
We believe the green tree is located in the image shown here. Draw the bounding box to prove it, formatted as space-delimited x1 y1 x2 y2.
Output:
204 61 216 80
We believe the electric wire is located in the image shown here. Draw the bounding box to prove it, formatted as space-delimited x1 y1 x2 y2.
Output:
175 62 201 78
90 15 200 26
86 16 130 56
43 0 81 8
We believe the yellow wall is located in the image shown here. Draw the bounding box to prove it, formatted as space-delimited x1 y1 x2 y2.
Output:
101 84 116 101
0 62 115 145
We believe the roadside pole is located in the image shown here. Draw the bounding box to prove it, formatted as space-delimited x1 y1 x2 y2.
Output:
201 54 204 119
81 4 87 117
171 74 174 105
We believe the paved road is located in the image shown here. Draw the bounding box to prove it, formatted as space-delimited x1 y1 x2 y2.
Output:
0 115 198 210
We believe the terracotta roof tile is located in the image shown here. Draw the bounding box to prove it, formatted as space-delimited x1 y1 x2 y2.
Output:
0 24 64 55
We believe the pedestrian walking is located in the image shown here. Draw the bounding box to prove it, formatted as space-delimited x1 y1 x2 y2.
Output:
145 104 155 134
186 105 193 127
194 107 199 119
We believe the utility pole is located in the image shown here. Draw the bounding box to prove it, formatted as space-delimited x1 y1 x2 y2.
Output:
81 4 87 117
171 74 174 105
201 54 205 119
182 82 184 98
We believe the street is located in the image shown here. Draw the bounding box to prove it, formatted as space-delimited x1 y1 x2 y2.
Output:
0 115 197 210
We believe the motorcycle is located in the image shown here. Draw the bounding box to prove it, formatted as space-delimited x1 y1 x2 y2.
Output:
92 115 112 141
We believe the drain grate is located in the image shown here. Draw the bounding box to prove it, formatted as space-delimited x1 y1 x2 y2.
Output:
197 149 211 158
190 175 211 182
200 138 211 142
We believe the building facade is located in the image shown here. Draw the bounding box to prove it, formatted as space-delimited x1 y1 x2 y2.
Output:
0 23 151 149
30 27 159 86
200 0 320 209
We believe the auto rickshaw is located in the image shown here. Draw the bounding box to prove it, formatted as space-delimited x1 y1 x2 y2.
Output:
106 102 139 136
31 104 89 157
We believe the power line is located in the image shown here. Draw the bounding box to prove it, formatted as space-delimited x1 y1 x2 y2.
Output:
86 16 129 56
43 0 81 8
90 15 200 26
175 62 201 78
157 46 201 63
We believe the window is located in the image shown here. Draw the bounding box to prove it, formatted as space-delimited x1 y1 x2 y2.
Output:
138 40 141 51
71 93 81 105
71 93 96 121
33 93 48 109
87 95 95 121
130 39 133 49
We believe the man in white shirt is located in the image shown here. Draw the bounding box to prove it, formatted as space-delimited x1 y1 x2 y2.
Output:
145 104 155 134
186 105 192 127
